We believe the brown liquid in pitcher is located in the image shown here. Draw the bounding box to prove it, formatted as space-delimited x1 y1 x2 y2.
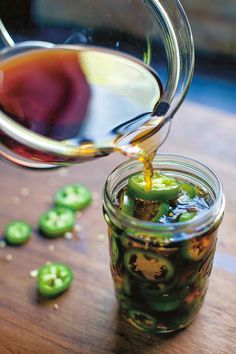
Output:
0 46 166 186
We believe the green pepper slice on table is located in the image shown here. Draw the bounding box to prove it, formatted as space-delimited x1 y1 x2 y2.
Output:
120 191 134 216
4 220 32 245
128 309 157 331
124 249 174 283
128 172 180 201
55 184 92 211
39 207 75 237
37 262 73 298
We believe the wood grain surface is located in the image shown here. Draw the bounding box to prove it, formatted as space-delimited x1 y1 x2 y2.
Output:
0 102 236 354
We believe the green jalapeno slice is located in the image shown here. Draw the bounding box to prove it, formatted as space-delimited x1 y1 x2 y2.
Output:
128 310 157 331
151 202 170 222
111 237 119 266
120 191 134 216
182 234 214 262
181 183 196 199
124 249 174 283
39 207 75 237
128 172 180 201
56 184 92 211
147 292 182 312
4 220 32 245
179 212 197 222
37 262 73 298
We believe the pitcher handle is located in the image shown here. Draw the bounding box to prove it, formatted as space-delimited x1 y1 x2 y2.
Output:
0 19 15 48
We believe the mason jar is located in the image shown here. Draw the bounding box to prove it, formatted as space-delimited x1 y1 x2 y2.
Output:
103 154 225 333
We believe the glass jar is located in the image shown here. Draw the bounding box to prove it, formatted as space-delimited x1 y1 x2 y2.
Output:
103 154 224 333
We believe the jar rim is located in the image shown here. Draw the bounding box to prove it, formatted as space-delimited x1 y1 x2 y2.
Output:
103 153 225 238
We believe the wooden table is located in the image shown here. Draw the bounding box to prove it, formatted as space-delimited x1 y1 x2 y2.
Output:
0 102 235 354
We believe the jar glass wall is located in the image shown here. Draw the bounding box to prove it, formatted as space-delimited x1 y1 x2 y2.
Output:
103 154 224 333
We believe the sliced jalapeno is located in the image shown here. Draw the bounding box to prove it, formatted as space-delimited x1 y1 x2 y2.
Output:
182 234 214 262
178 265 200 287
39 207 75 237
147 292 182 312
4 220 32 245
128 309 157 331
139 280 172 297
116 293 131 311
120 191 134 216
111 237 119 266
123 274 132 296
128 172 180 201
37 262 73 298
181 183 196 199
151 202 169 222
124 249 174 283
55 184 92 211
179 212 197 222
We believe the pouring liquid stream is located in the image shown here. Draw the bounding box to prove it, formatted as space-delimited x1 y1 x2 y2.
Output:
0 46 167 187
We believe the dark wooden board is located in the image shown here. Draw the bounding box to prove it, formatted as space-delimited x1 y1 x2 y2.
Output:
0 102 236 354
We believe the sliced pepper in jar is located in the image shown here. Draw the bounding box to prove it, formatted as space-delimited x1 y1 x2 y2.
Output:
179 212 197 222
124 249 174 283
146 292 182 312
128 172 181 201
111 236 120 266
128 309 157 331
120 191 135 216
151 202 170 222
182 234 214 262
181 183 196 199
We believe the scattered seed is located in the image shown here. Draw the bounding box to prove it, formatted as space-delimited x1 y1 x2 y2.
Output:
48 244 55 252
6 254 13 262
12 196 21 205
92 192 99 201
65 232 73 240
30 269 39 278
0 240 6 249
164 238 170 245
58 168 68 177
20 187 30 197
187 207 197 213
97 234 106 241
196 186 207 197
74 224 82 233
53 304 59 310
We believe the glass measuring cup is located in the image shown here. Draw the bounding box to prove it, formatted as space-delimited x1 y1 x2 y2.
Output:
0 0 194 168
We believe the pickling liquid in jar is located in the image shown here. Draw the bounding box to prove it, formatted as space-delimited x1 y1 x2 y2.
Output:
0 46 167 186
